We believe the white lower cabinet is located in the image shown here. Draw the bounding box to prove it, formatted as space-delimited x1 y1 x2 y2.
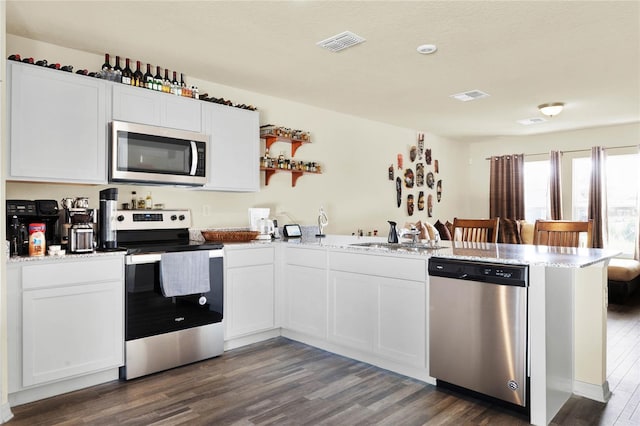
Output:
224 246 275 339
327 251 427 369
7 255 124 403
283 247 328 339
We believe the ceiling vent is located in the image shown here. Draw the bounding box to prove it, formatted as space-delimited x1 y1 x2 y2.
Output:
316 31 366 52
450 90 490 102
517 117 547 125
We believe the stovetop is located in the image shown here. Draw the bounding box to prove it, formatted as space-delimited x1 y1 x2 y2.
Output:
114 209 223 254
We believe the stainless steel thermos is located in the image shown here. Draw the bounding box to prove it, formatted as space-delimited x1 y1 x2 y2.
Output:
99 188 118 250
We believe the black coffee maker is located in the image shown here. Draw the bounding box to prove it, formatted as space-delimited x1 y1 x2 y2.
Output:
6 200 60 256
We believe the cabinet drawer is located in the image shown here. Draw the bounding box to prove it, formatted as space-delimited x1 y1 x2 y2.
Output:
225 247 274 268
329 252 426 282
286 247 326 269
22 257 124 290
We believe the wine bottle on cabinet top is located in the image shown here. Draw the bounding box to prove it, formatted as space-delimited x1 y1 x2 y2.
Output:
172 71 181 96
144 64 153 89
154 66 162 91
102 53 112 71
133 61 143 87
163 69 171 93
121 58 133 85
113 56 122 82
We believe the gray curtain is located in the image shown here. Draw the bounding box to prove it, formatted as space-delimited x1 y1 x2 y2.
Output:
489 154 525 220
588 146 608 248
549 150 563 220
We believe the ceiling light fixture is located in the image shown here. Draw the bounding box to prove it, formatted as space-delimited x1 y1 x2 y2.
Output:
538 102 564 117
416 44 437 55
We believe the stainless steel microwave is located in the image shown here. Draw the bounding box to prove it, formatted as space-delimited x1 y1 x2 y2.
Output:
110 121 208 186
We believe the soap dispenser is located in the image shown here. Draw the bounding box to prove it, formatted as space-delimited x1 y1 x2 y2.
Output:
387 221 399 243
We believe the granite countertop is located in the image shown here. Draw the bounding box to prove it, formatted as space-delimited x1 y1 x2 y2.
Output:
257 234 618 268
6 249 126 263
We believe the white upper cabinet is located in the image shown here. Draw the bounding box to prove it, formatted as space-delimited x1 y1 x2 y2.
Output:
7 62 108 183
112 84 201 132
201 102 259 192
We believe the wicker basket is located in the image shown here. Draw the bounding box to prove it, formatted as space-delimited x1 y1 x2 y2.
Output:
201 230 259 243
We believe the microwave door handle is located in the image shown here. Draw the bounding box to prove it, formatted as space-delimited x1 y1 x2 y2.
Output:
189 141 198 176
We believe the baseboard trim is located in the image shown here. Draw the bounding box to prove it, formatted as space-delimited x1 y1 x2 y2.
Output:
573 379 611 402
224 329 281 351
0 402 14 424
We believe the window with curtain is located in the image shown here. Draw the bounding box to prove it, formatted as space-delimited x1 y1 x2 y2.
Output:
523 160 549 222
572 154 639 256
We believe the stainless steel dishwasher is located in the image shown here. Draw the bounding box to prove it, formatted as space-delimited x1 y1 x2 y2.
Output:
428 257 528 407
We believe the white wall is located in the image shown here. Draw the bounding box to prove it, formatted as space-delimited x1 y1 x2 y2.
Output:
4 35 469 235
466 122 640 218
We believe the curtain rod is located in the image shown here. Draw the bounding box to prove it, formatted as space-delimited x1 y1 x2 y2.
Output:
485 144 639 160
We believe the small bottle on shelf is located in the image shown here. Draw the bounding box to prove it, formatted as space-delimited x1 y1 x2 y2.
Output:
163 69 171 93
131 191 137 209
101 53 112 71
145 192 153 209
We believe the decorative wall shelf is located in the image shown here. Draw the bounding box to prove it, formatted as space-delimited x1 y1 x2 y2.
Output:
260 130 319 187
262 134 310 157
260 167 321 187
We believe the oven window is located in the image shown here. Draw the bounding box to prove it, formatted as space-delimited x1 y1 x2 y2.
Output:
118 131 191 174
125 257 223 341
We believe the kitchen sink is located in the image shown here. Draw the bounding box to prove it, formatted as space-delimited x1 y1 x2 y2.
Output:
349 242 442 251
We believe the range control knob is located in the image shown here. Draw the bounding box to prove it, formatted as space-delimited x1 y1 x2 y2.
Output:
170 215 177 221
179 214 186 221
117 215 125 222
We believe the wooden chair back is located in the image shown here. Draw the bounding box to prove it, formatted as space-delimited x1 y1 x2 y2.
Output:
532 220 594 248
452 218 500 243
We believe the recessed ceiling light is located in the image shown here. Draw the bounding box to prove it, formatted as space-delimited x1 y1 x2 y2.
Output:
417 44 437 55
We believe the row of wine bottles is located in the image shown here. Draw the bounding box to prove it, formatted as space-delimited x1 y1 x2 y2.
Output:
102 54 199 98
7 52 258 111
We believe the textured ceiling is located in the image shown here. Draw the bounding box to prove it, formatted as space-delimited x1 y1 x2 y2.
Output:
6 0 640 143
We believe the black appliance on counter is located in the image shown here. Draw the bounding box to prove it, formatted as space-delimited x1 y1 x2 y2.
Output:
6 200 60 256
115 209 224 380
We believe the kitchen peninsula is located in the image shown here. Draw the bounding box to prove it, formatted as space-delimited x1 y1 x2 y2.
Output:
221 234 616 426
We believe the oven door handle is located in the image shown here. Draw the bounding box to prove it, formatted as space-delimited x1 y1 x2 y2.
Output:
125 250 224 265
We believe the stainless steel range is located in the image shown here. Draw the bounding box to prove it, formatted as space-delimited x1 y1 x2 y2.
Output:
116 209 224 380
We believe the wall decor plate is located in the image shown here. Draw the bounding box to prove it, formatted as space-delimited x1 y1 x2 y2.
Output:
407 194 414 216
426 171 435 188
418 191 425 211
418 139 424 160
416 163 424 186
437 180 442 202
397 153 403 170
396 177 402 207
404 168 414 188
434 159 439 173
427 194 433 217
425 149 432 165
388 164 394 180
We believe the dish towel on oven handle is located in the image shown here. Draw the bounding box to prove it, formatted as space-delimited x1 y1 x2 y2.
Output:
159 251 211 297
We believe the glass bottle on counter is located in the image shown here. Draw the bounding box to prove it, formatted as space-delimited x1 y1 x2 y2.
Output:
145 192 153 209
131 191 137 209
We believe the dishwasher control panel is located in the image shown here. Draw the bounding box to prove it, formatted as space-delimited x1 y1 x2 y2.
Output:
428 258 528 287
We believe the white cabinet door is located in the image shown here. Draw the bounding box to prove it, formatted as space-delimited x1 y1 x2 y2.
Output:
112 84 201 132
22 280 124 387
284 265 327 338
328 271 377 351
225 264 275 338
8 62 107 183
202 103 259 192
377 278 426 368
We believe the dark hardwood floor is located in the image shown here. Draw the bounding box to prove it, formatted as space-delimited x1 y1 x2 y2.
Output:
9 291 640 426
